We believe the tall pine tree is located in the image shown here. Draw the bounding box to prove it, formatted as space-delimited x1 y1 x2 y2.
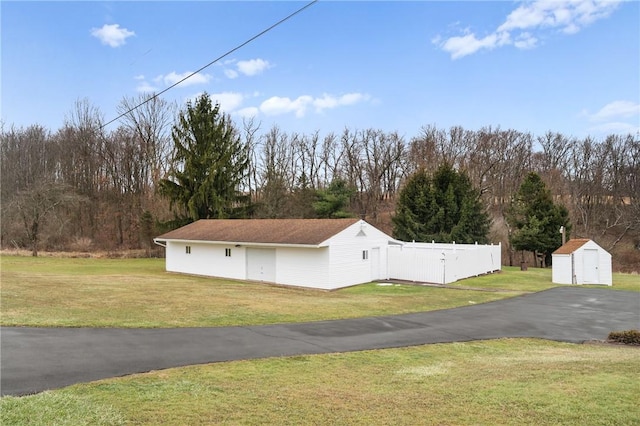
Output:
159 93 249 224
507 172 571 266
392 164 490 243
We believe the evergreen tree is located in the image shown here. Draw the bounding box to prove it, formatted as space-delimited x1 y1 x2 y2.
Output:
392 164 490 243
507 172 571 266
312 178 354 218
392 170 432 241
159 93 249 223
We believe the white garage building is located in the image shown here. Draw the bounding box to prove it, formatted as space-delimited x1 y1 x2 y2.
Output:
552 239 612 286
154 218 399 290
155 218 502 290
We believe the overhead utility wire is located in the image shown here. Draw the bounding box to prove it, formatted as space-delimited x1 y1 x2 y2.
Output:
102 0 318 129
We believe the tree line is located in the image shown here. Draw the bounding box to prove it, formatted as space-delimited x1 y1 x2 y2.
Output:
1 93 638 270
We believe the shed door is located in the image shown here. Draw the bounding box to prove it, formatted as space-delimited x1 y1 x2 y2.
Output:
247 248 276 282
582 249 599 284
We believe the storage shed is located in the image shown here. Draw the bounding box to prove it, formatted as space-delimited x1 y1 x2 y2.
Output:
154 218 399 290
552 239 612 286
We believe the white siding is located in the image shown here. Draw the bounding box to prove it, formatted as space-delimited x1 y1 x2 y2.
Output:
576 242 612 285
275 247 330 289
597 249 613 285
166 241 246 280
552 254 573 284
326 220 392 288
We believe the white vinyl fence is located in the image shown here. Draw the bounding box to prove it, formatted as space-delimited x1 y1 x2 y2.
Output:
387 242 501 284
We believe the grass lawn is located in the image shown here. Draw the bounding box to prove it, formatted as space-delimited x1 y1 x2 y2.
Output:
0 256 512 328
451 265 640 292
1 256 637 328
2 338 638 425
2 256 638 424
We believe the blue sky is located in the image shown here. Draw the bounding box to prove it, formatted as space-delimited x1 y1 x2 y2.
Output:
2 1 639 139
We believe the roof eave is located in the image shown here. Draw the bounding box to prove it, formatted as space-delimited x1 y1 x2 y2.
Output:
156 238 324 249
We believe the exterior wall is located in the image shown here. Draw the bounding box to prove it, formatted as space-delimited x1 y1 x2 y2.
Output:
326 220 393 288
275 247 331 289
597 249 613 285
551 254 573 284
387 242 502 284
552 241 612 286
166 241 246 280
574 242 612 285
161 220 503 289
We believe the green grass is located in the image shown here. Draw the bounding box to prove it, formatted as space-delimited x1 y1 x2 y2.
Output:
2 339 638 425
451 266 640 292
2 257 638 424
0 255 515 328
1 256 637 328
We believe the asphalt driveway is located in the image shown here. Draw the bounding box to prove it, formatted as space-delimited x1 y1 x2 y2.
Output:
2 286 639 396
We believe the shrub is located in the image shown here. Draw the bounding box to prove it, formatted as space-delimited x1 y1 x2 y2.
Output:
607 330 640 346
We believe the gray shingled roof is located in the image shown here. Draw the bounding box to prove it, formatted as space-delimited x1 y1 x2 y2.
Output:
156 218 361 246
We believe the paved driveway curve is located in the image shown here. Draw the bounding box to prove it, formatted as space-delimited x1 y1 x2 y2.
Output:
2 287 639 396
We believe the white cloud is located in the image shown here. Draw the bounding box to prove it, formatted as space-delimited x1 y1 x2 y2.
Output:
236 59 271 76
133 75 158 93
210 92 244 112
440 32 509 59
590 100 640 121
235 107 259 118
224 69 239 79
313 93 371 112
581 100 640 136
259 92 371 118
136 81 158 93
91 24 135 47
260 96 313 118
514 32 538 49
436 0 622 59
156 71 212 88
587 121 640 135
498 0 620 33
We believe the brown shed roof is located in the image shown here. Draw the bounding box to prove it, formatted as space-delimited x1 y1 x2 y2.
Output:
553 239 591 255
156 218 361 246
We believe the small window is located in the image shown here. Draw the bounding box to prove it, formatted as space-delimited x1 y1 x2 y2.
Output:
185 246 191 254
225 248 231 257
362 250 369 260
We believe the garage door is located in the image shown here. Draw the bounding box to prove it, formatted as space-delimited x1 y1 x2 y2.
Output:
247 248 276 282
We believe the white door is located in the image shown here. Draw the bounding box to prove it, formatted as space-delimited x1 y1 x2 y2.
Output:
370 247 380 280
582 249 599 284
247 248 276 282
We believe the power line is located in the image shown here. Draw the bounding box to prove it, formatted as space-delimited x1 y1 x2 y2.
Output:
102 0 318 129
